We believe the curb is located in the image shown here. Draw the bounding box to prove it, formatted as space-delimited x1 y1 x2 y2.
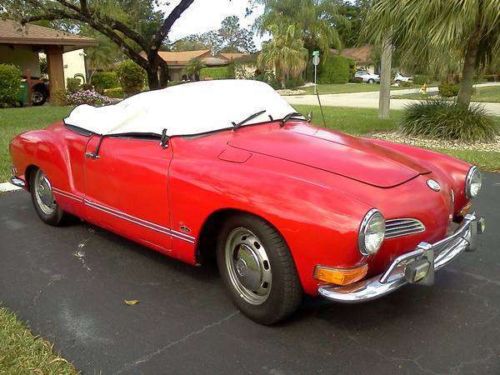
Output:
0 182 21 193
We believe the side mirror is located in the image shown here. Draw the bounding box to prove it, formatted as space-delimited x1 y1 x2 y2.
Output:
307 112 313 122
160 129 169 149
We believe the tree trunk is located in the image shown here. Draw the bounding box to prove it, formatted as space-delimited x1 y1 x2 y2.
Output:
457 9 483 106
146 67 160 90
158 60 169 88
378 35 392 119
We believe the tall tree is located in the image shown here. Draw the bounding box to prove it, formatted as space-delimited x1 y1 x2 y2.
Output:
217 16 256 53
336 0 370 48
258 24 308 88
254 0 348 55
172 16 255 54
1 0 196 89
362 0 500 107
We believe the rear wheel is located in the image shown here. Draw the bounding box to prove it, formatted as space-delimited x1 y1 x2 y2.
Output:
216 214 302 324
30 169 65 225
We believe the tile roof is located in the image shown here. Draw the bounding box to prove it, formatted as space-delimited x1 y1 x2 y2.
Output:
331 45 374 64
0 19 97 48
158 49 212 65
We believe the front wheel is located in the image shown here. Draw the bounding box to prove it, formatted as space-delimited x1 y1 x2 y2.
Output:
30 169 65 225
368 78 375 84
216 214 302 325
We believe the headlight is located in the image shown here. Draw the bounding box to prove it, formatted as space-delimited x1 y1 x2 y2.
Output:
358 209 385 256
465 166 482 199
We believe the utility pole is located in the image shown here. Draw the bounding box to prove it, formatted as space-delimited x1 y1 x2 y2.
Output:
378 35 392 119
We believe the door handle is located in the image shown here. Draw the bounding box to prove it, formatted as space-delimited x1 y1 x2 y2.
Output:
85 152 100 159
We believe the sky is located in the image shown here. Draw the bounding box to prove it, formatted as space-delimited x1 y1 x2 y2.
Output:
164 0 265 46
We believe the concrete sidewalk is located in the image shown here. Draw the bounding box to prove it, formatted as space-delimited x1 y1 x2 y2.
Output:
286 82 500 116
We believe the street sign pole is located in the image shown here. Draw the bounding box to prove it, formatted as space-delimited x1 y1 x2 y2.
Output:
314 64 317 95
312 51 320 95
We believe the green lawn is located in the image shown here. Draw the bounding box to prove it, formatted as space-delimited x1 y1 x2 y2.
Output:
0 106 72 182
0 105 498 182
292 83 415 95
295 105 500 171
0 306 78 374
391 85 500 103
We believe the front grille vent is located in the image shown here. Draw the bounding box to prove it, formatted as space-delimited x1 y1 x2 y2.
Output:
385 218 425 239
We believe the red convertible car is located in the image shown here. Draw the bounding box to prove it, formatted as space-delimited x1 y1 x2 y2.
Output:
10 80 485 324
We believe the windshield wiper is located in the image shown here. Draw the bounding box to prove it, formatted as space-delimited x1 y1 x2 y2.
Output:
280 112 306 127
232 109 266 129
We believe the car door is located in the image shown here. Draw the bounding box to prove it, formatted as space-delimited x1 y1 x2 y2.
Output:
83 134 173 254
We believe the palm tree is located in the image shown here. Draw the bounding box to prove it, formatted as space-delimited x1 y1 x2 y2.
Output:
183 58 205 81
362 0 500 107
258 24 308 88
255 0 348 55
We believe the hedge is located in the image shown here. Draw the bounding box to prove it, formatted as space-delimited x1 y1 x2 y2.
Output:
200 65 235 80
317 55 353 84
0 64 22 105
92 71 119 93
116 61 145 96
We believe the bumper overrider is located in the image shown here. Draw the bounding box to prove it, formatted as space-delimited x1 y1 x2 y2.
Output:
319 213 485 303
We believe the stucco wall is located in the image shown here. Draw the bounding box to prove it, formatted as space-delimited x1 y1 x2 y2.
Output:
63 49 87 86
0 45 41 77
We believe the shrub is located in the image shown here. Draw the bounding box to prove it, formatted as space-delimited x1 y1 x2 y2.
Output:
199 65 234 80
438 82 460 97
116 61 145 96
66 90 113 106
254 71 280 89
66 77 82 93
317 55 352 84
104 87 124 99
0 64 22 105
400 100 497 142
51 89 69 106
92 71 119 93
484 74 498 82
413 75 430 85
284 77 304 89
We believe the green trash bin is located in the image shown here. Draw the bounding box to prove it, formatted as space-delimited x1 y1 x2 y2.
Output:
17 80 29 106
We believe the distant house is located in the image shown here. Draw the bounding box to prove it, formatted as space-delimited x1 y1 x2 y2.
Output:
331 45 377 74
0 19 96 101
157 49 212 81
156 49 254 81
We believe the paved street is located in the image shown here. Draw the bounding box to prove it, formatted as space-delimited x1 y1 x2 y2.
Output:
0 173 499 374
285 82 500 116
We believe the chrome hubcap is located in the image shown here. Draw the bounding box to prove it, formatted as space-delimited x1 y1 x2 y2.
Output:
225 228 272 305
34 171 56 215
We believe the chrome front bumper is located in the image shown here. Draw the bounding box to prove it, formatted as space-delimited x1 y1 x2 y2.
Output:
319 213 485 303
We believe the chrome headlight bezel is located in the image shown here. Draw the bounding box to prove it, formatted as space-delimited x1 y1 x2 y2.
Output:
358 209 386 256
465 166 482 199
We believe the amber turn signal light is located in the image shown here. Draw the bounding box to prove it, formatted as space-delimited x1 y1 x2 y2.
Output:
314 264 368 286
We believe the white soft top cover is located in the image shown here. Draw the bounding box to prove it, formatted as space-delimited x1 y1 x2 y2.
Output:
64 80 296 137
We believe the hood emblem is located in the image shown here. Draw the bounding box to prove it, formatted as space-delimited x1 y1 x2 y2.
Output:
427 179 441 192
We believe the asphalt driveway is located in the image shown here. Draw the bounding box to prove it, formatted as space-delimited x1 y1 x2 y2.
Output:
0 173 499 374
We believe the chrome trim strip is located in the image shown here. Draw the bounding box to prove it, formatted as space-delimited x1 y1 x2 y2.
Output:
84 199 195 243
52 187 84 203
51 187 195 244
385 218 425 239
319 213 483 303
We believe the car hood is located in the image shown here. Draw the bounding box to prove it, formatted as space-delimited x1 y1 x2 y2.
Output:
228 123 430 188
